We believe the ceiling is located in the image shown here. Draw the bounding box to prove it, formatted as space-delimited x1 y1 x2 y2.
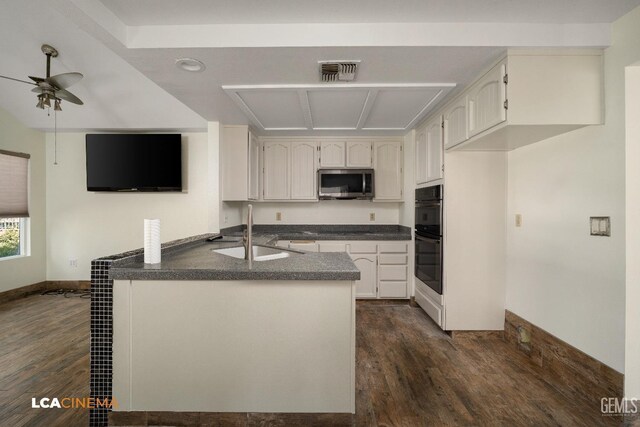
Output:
101 0 640 25
1 0 639 135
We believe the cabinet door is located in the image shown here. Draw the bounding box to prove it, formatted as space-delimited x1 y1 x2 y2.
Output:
373 141 403 200
290 141 318 200
346 141 372 168
350 254 377 298
425 116 443 182
319 141 345 167
248 131 260 200
415 127 428 184
443 96 468 149
468 61 507 137
263 141 290 200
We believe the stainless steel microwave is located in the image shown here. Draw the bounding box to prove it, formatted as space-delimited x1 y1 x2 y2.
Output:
318 169 374 200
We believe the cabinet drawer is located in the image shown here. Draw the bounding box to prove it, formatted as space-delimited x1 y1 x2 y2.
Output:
318 242 347 252
378 265 407 281
348 242 377 254
415 287 443 328
378 281 408 298
378 254 407 265
288 241 318 252
379 243 408 253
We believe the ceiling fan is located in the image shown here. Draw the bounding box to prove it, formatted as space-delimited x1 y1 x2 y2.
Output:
0 44 83 111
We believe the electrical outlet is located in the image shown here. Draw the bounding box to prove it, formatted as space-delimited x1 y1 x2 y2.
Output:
224 214 228 224
590 216 610 236
69 259 78 268
276 212 282 221
515 214 522 227
369 212 375 222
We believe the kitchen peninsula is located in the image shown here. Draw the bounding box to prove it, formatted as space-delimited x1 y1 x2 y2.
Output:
92 230 362 423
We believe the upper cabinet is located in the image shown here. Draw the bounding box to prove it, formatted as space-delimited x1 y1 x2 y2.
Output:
320 140 373 168
346 141 372 168
263 140 317 201
248 132 260 200
373 141 403 201
319 141 346 167
440 50 603 151
415 128 428 185
290 141 318 200
443 95 468 150
467 60 507 138
222 125 260 201
263 141 291 200
416 116 444 185
425 116 444 183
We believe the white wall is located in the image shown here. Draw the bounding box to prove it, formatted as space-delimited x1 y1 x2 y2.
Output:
625 63 640 398
46 131 212 280
0 108 46 292
506 6 640 373
247 201 400 225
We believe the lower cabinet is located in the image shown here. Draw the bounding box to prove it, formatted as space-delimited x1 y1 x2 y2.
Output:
278 239 410 299
350 255 377 298
319 240 410 299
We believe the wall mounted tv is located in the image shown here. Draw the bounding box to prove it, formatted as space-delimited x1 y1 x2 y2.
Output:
86 134 182 192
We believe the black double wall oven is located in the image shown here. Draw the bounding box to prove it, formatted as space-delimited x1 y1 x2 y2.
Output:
415 185 443 295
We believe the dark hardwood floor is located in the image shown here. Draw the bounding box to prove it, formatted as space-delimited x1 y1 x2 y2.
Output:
0 295 631 426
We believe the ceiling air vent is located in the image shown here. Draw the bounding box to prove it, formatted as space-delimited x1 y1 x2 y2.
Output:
319 61 360 82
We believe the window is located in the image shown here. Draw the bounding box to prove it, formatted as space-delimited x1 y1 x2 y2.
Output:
0 149 30 259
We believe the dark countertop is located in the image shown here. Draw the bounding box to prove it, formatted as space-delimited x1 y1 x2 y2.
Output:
108 224 411 281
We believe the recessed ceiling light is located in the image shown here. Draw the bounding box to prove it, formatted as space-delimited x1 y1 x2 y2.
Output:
175 58 206 72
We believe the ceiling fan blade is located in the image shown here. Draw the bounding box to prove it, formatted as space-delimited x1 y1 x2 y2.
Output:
28 76 45 83
31 87 45 93
0 75 37 85
55 88 83 105
47 72 83 89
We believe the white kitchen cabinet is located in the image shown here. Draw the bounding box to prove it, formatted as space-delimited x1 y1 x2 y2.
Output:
221 125 260 201
319 141 346 167
319 240 410 299
350 254 377 298
318 242 347 252
373 141 403 201
415 127 428 185
288 241 319 252
467 60 507 138
248 132 260 200
425 116 444 182
439 51 603 151
346 141 372 168
263 141 290 200
443 95 468 150
290 141 318 200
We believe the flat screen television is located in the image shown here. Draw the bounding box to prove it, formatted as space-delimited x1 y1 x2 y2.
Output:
86 134 182 192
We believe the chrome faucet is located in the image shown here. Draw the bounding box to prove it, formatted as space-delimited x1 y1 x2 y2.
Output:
243 204 253 262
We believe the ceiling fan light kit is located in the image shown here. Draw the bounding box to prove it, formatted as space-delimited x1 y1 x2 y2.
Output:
0 43 84 111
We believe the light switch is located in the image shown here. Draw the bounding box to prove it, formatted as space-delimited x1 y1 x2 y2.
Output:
276 212 282 221
515 214 522 227
590 216 610 236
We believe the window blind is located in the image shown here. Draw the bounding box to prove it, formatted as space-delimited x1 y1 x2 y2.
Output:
0 149 30 218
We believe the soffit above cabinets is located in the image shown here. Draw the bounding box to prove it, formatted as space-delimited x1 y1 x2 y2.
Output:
222 84 454 133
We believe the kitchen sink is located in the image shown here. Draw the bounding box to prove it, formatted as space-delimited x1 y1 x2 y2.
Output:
213 245 297 261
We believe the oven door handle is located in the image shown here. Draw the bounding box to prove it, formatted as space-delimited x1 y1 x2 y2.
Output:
415 201 441 208
415 234 441 244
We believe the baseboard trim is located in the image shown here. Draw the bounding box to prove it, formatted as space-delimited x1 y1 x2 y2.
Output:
0 280 91 306
504 310 623 405
109 411 354 426
356 298 411 305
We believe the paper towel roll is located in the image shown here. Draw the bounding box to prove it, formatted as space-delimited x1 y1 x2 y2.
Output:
144 219 161 264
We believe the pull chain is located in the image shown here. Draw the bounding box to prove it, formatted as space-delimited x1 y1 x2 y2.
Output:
54 107 58 165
